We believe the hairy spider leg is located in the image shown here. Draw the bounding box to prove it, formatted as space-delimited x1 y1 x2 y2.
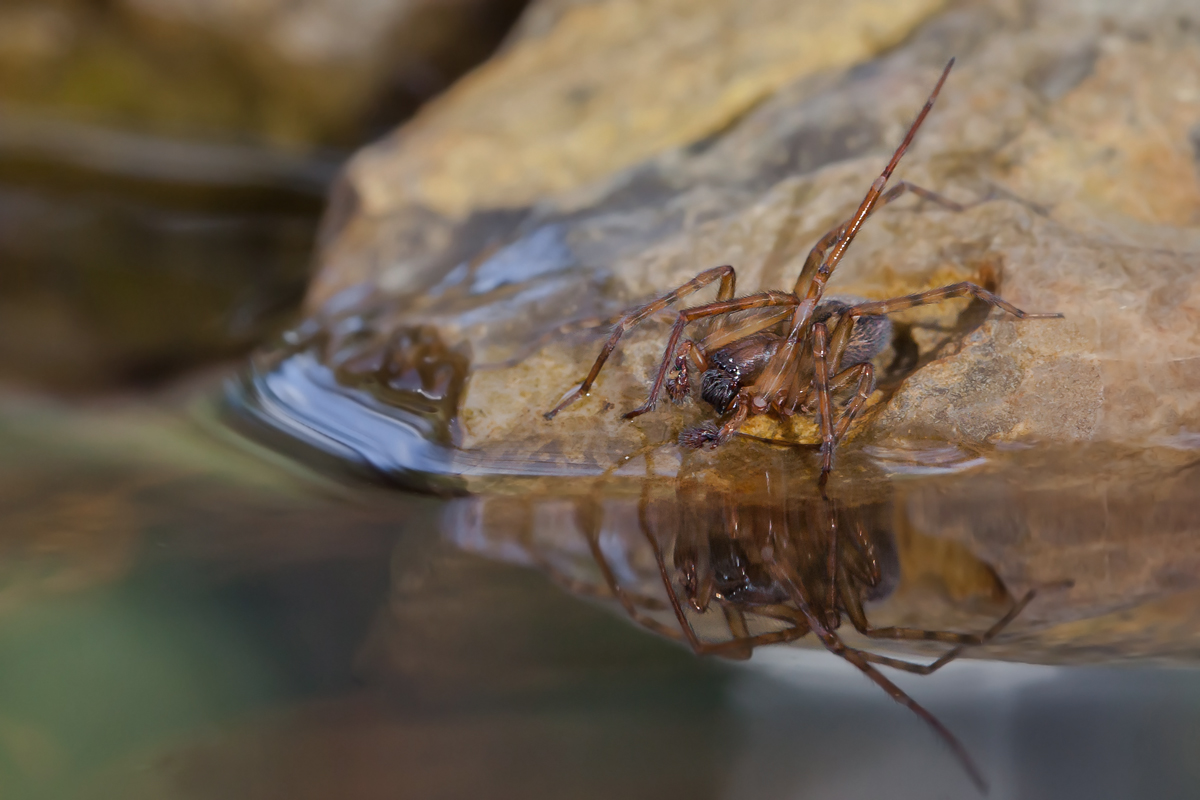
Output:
790 177 971 306
830 363 877 443
796 59 957 314
545 264 737 418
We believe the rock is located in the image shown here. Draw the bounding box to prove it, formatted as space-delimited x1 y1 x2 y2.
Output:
313 0 948 298
302 0 1200 468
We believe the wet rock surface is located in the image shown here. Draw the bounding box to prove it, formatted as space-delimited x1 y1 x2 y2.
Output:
297 0 1200 471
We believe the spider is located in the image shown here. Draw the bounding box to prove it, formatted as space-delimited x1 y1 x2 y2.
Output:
544 59 1062 481
577 476 1034 794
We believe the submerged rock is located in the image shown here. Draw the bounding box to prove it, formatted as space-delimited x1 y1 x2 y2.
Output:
298 0 1200 472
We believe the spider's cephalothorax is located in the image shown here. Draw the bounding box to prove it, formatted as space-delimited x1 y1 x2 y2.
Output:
699 333 780 414
707 535 791 606
696 297 893 416
545 58 1063 482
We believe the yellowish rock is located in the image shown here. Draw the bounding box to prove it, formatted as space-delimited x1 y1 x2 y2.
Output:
346 0 949 219
307 0 1200 469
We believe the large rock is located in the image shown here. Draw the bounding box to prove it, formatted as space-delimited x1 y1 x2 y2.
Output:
304 0 1200 468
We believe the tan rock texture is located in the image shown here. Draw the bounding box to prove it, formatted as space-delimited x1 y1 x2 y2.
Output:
309 0 1200 468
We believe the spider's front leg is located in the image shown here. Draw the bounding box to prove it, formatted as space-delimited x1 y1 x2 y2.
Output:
664 339 708 404
544 264 737 419
624 291 800 419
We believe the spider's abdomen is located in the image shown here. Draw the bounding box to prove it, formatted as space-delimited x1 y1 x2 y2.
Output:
815 297 892 366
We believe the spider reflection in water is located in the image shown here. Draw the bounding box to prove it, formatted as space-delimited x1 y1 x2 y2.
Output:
577 473 1033 793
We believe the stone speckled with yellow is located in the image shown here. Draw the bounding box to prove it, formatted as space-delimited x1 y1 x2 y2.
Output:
312 0 1200 467
346 0 949 220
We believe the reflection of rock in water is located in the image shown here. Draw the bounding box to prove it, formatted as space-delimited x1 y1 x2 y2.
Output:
445 451 1037 791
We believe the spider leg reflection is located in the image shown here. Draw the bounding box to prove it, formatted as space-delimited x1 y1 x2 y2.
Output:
578 462 1036 793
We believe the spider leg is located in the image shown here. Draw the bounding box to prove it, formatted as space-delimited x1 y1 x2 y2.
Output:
786 179 966 304
697 305 794 353
665 339 706 403
782 177 973 311
575 501 690 643
624 291 800 419
545 264 737 418
830 363 877 444
847 282 1063 320
784 310 870 415
877 180 972 213
811 323 837 482
749 63 958 418
840 584 1036 669
786 60 957 325
764 532 989 793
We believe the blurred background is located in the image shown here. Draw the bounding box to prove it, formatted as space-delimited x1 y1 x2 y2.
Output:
0 0 527 392
3 1 1200 799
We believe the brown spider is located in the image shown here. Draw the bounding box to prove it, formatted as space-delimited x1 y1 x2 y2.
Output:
577 476 1034 794
544 59 1062 481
